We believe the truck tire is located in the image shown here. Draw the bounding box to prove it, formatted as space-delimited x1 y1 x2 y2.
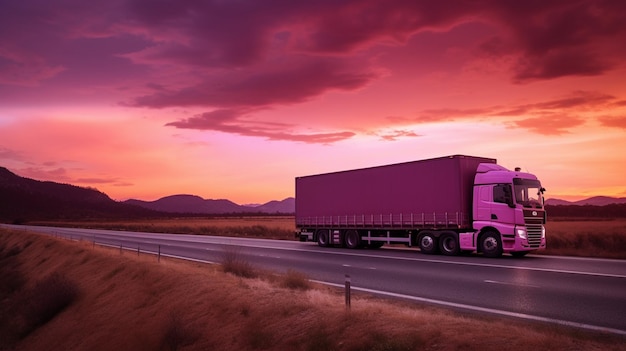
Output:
439 232 460 256
418 232 438 254
344 230 361 249
480 231 503 258
316 230 330 247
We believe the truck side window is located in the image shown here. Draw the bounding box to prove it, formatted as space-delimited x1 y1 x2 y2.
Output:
493 184 508 204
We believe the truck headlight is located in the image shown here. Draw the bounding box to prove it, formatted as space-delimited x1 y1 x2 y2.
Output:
516 227 527 239
541 226 546 239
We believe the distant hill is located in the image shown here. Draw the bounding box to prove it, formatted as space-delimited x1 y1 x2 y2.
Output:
124 195 295 214
252 198 295 213
0 167 295 222
545 196 626 206
0 167 158 222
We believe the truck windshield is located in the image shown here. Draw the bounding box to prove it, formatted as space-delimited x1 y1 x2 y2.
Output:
513 178 544 208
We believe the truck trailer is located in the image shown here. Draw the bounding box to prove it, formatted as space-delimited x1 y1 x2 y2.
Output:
295 155 546 257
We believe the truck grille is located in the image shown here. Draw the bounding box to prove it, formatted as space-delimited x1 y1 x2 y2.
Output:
525 223 543 248
523 209 545 249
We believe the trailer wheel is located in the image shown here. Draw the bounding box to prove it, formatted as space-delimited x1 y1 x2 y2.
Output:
480 231 503 258
316 230 330 247
439 233 460 256
344 230 361 249
418 233 438 254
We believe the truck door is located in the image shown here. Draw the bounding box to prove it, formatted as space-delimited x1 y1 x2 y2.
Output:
474 185 492 221
491 184 515 225
474 184 516 225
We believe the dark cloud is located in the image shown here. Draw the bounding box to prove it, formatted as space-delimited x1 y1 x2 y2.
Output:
1 0 625 141
130 57 378 108
166 109 355 144
2 1 624 86
483 1 626 82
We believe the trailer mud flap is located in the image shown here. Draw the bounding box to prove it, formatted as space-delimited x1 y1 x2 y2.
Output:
332 230 342 245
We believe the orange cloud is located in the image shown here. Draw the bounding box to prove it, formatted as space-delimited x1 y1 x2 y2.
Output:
598 116 626 129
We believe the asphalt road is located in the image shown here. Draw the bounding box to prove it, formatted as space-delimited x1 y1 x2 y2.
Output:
3 224 626 336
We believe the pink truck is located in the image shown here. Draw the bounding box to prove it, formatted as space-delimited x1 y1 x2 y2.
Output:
295 155 546 257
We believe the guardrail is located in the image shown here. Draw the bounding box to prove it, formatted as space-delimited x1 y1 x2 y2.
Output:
37 230 218 265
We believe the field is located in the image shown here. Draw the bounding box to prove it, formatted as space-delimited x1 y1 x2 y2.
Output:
2 229 625 351
33 216 626 259
543 219 626 259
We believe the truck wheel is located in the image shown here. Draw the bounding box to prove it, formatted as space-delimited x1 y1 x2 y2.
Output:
418 233 438 254
344 230 361 249
480 231 503 258
439 233 460 256
316 230 330 247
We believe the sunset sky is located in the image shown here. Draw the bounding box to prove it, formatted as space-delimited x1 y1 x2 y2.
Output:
1 0 625 204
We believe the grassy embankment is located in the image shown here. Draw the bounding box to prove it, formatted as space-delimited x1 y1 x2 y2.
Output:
32 216 626 259
1 228 625 351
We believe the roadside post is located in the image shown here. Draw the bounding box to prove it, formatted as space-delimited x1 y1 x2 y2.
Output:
345 274 351 310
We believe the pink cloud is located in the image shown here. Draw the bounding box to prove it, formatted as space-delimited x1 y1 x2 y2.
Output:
404 91 618 135
513 115 586 135
75 177 121 184
0 147 24 161
378 130 421 141
17 167 71 183
166 108 355 144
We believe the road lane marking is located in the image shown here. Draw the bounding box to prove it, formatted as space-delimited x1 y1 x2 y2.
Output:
484 280 540 288
313 280 626 337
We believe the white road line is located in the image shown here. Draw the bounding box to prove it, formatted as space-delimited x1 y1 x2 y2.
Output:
483 280 540 288
314 280 626 337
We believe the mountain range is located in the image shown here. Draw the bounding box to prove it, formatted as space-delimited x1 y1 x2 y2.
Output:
544 196 626 206
0 166 294 222
0 167 157 222
124 195 294 214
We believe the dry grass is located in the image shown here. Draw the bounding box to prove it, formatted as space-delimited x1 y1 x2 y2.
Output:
221 246 257 278
33 216 296 240
1 228 624 351
543 219 626 259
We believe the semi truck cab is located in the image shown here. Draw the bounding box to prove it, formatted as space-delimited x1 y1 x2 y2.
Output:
471 163 546 257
